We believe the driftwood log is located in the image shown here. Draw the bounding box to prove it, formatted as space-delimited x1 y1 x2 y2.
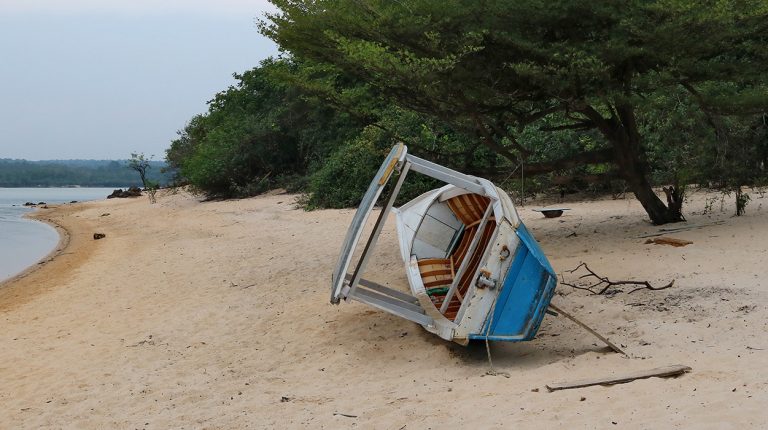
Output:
546 365 692 392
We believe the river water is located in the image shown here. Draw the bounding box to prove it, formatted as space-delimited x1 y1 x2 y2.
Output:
0 188 116 282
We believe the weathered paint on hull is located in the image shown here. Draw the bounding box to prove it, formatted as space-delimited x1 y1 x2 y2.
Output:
396 185 557 344
468 224 557 342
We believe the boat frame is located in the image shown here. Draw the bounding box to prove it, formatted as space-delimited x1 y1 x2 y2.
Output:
331 144 557 345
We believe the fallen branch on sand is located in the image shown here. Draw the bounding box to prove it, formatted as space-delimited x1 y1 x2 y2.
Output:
560 262 675 295
333 412 358 418
546 364 692 392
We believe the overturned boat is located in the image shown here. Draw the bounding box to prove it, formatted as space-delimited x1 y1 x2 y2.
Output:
331 144 557 345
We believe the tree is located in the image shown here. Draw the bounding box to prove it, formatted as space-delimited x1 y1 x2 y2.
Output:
128 152 152 189
166 58 370 198
263 0 768 224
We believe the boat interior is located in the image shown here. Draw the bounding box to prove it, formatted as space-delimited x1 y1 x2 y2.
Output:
411 192 496 321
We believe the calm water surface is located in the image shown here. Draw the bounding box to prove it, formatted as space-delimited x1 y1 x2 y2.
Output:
0 188 116 282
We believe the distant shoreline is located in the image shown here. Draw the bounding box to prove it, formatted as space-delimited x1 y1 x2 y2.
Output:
0 158 171 188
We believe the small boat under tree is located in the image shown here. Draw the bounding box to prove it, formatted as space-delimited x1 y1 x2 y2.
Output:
331 144 557 345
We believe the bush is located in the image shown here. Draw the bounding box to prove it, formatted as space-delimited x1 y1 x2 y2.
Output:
304 133 387 209
304 127 443 209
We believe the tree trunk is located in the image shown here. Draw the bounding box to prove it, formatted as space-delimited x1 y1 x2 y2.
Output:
613 138 681 224
611 105 684 225
578 103 684 225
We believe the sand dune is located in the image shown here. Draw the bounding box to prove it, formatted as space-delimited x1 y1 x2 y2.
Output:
1 188 766 429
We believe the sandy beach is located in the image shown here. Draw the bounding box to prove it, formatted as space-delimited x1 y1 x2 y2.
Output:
1 189 766 429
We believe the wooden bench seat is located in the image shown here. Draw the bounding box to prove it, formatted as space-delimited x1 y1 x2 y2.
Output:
417 193 497 321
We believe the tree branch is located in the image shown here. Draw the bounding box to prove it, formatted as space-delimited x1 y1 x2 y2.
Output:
679 81 728 144
573 102 618 140
469 112 524 163
514 104 565 129
486 117 533 156
560 262 675 295
461 148 614 178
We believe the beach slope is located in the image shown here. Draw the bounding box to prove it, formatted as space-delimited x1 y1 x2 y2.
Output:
1 190 766 428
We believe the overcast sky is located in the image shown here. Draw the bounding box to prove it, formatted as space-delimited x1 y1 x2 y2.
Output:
0 0 279 160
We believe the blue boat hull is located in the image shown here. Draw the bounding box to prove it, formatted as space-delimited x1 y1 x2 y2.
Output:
469 224 557 342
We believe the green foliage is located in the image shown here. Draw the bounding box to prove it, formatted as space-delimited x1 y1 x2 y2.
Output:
639 89 712 186
168 56 493 207
640 88 768 185
166 58 364 198
263 0 768 223
304 106 490 208
304 132 385 209
145 179 160 204
165 1 768 220
736 187 751 216
265 0 767 130
303 125 443 209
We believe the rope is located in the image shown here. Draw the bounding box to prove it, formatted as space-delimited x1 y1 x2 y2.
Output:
520 159 525 207
498 159 526 207
483 291 509 378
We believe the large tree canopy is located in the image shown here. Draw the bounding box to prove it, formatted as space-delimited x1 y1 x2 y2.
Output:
263 0 768 223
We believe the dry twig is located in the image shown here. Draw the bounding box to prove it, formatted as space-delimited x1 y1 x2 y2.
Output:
560 262 675 295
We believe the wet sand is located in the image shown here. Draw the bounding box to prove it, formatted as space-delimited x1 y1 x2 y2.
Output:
1 189 766 428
